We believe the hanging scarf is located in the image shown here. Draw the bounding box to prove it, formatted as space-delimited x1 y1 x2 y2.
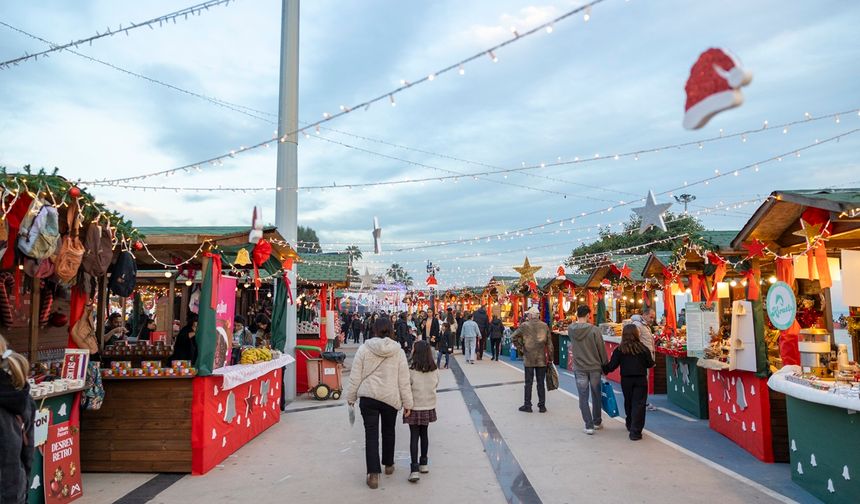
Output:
586 290 595 325
689 275 702 302
662 267 677 331
705 263 727 308
742 266 761 300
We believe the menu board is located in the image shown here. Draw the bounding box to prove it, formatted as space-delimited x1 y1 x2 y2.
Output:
685 302 720 358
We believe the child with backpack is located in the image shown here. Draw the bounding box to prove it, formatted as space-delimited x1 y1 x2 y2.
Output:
404 340 439 483
602 324 655 441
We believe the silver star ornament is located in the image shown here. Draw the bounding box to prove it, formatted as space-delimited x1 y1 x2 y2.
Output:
632 190 672 233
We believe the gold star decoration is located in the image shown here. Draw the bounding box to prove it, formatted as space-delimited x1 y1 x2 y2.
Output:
514 257 542 286
792 221 825 246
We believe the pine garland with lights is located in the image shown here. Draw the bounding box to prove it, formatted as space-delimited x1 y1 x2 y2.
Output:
1 166 143 243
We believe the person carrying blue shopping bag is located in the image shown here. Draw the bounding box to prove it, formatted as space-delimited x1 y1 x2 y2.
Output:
600 379 620 418
602 324 655 441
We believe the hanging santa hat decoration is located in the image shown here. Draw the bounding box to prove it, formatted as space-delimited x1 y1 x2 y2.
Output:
252 239 272 298
249 207 263 244
683 48 752 130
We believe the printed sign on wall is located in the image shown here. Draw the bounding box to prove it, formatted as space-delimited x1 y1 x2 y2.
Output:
43 421 83 503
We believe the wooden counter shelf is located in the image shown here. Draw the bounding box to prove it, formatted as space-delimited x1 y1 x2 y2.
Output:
81 377 194 473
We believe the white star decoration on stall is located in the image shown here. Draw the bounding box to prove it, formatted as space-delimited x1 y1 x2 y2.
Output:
259 380 270 407
632 190 672 233
360 268 374 290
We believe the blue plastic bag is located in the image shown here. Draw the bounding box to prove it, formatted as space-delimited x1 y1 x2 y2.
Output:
600 380 620 418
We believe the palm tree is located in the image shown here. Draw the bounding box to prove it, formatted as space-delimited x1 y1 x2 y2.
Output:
345 245 362 277
386 263 414 286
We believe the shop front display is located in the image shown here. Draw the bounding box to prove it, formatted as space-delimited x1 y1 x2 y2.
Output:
769 366 860 502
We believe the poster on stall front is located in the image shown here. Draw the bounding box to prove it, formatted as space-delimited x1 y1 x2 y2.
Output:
213 276 237 369
685 302 720 359
43 421 83 503
61 349 89 381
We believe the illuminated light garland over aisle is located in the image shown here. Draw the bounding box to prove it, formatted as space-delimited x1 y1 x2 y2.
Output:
0 0 237 69
78 0 609 186
11 11 851 204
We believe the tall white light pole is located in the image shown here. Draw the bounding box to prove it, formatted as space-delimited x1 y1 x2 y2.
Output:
276 0 299 402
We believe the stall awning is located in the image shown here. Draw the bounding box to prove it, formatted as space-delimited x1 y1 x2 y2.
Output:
731 189 860 253
296 253 350 287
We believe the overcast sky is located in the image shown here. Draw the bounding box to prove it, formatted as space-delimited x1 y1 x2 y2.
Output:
1 0 859 287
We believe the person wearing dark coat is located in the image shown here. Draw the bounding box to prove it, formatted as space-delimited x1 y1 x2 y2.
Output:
455 311 465 352
423 309 440 345
435 323 453 369
472 306 490 360
0 337 36 504
395 313 413 356
602 324 656 441
171 316 198 363
488 316 505 361
350 315 362 344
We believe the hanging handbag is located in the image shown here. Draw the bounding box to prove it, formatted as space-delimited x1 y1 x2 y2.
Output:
55 202 85 282
71 302 99 354
545 345 559 391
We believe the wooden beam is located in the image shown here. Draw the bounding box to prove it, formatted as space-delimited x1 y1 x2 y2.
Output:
29 278 40 361
167 277 176 344
96 276 107 350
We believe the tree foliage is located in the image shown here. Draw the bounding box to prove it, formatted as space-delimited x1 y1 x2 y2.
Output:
566 211 704 268
345 245 362 277
386 263 413 286
297 225 321 253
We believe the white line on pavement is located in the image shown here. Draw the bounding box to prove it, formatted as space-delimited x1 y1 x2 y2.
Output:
655 406 696 422
496 359 796 503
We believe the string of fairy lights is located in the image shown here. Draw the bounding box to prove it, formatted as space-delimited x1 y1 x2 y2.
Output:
0 0 237 69
79 108 860 193
7 16 853 212
76 0 609 186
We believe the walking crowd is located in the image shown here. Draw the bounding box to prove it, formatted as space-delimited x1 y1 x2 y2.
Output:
342 303 660 490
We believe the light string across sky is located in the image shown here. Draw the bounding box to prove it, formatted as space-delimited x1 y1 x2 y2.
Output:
75 0 609 186
80 106 859 192
0 0 236 69
6 15 849 211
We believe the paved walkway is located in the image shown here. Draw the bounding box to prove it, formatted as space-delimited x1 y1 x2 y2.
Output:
78 346 816 503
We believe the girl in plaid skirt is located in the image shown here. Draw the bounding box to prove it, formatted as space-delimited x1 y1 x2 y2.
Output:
404 340 438 482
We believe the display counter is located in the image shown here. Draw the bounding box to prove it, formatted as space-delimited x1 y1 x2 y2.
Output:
661 352 708 419
768 366 860 502
81 355 293 475
703 367 788 463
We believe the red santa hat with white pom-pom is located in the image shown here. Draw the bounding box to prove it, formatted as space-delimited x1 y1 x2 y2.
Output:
683 48 752 130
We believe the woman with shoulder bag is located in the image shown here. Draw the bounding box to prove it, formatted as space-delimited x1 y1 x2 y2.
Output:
346 318 414 490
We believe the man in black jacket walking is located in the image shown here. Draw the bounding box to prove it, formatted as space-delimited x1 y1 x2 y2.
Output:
395 312 413 357
473 306 490 360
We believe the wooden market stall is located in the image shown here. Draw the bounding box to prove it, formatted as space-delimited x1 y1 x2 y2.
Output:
542 273 588 369
654 231 739 419
294 252 349 394
728 189 860 500
0 171 144 504
576 253 668 394
80 226 299 475
661 227 789 463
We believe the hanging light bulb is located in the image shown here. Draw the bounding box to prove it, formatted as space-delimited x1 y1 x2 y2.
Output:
545 24 554 33
458 64 465 75
583 6 591 21
164 271 173 278
768 275 777 284
389 94 396 107
185 279 193 286
488 50 498 63
729 280 738 287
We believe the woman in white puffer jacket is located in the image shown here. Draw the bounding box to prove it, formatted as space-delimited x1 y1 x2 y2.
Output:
347 317 414 490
